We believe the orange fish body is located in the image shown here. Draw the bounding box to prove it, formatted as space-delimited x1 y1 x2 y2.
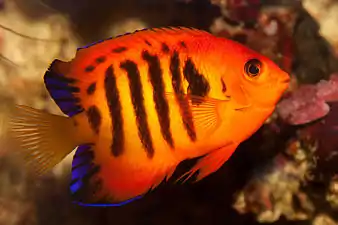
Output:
9 27 289 206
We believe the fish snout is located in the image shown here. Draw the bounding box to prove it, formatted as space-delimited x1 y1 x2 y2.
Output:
279 71 291 84
277 72 290 91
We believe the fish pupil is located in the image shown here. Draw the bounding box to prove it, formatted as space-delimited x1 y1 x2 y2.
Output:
245 59 261 77
249 65 259 75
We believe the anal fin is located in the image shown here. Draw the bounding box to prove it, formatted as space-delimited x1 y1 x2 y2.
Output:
177 143 238 183
70 144 143 207
44 59 84 117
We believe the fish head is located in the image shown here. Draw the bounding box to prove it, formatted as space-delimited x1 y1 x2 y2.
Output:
239 54 290 109
219 41 290 110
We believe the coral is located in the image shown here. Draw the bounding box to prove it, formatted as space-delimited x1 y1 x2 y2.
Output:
233 137 317 223
276 74 338 125
210 0 298 75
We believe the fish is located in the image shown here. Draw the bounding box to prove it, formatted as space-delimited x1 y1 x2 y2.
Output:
8 27 290 207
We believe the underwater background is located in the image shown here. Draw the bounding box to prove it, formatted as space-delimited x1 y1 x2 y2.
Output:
1 0 338 224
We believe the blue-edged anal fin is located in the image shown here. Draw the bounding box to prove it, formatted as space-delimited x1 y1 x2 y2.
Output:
177 142 239 183
70 143 179 207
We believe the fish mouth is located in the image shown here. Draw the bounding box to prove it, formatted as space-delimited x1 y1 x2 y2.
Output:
277 74 290 92
279 72 291 84
280 77 290 84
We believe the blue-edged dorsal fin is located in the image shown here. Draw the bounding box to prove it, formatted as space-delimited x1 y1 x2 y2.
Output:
44 59 84 117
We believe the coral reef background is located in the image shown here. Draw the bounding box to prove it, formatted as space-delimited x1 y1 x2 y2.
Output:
1 0 338 225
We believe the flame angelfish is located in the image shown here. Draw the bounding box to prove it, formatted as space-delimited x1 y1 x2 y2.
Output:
8 27 290 207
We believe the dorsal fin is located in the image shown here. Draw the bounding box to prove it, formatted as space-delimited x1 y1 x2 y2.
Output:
78 26 210 49
75 26 213 59
44 59 84 117
134 26 211 37
44 26 213 118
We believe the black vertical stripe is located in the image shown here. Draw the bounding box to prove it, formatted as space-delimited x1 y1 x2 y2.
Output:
86 105 102 134
180 41 187 49
183 58 210 105
95 56 106 64
112 47 128 53
85 65 95 72
142 50 174 148
170 51 196 142
161 43 170 54
104 66 124 157
120 60 155 158
87 82 96 95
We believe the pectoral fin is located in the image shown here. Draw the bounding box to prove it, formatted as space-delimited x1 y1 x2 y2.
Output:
165 92 229 139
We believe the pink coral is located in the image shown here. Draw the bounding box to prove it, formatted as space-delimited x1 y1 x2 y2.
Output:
277 74 338 125
316 73 338 102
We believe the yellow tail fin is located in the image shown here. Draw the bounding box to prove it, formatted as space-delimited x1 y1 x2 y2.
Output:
8 105 78 175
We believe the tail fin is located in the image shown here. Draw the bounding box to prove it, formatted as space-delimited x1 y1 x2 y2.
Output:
8 105 78 175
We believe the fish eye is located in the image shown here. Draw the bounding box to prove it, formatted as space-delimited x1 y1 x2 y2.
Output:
244 59 262 78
